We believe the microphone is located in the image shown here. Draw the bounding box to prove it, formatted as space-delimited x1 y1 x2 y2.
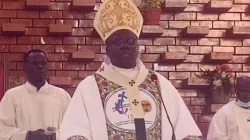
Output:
151 74 176 140
44 126 56 135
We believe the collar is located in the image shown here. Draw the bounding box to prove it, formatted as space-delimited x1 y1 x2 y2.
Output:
104 55 140 71
234 99 250 110
108 58 140 79
109 63 139 72
25 81 49 93
96 58 148 88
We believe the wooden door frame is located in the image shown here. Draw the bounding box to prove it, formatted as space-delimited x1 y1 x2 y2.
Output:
0 55 8 101
3 56 8 93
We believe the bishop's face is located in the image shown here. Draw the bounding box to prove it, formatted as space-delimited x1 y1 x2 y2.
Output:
105 29 139 69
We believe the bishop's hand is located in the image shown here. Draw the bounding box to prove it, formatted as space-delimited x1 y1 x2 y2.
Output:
45 133 56 140
26 129 46 140
26 129 56 140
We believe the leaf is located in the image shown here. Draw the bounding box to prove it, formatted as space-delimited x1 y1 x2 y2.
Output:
197 64 236 93
140 0 162 8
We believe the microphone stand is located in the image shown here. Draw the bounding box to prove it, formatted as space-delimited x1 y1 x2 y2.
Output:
134 118 147 140
151 74 176 140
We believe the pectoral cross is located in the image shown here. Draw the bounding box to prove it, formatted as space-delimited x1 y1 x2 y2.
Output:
132 99 139 106
129 80 135 86
99 66 104 72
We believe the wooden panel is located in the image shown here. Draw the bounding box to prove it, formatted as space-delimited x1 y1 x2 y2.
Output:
228 26 250 37
163 0 187 11
71 51 95 61
0 66 4 101
183 78 210 88
71 0 95 11
26 0 50 10
0 56 8 101
182 26 209 37
2 23 26 35
205 0 233 12
161 52 187 63
49 24 72 35
205 52 233 62
141 25 164 37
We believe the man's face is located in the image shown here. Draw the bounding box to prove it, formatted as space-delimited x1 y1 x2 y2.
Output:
236 77 250 103
236 91 250 103
24 52 48 83
106 29 139 69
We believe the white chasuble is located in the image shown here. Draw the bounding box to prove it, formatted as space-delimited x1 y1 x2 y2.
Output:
207 100 250 140
95 70 162 139
60 61 202 140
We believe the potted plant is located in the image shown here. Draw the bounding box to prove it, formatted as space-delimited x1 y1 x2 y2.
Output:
139 0 163 25
198 64 236 104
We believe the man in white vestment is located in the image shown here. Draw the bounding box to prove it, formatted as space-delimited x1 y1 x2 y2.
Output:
0 49 71 140
60 0 203 140
207 76 250 140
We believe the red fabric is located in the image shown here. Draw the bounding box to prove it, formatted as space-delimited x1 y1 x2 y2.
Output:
0 67 4 101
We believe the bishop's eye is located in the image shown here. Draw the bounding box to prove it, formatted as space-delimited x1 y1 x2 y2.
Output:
112 40 124 47
127 38 136 46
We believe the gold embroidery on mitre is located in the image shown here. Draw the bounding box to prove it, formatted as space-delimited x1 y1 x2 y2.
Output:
93 0 143 42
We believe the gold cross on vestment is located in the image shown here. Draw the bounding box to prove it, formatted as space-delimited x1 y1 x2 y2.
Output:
129 80 135 86
99 66 104 72
132 99 139 106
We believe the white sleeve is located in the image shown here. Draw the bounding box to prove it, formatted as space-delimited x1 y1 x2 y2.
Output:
207 110 229 140
56 130 60 140
0 92 28 140
57 90 71 140
62 89 72 112
156 73 202 139
60 80 92 140
174 91 203 139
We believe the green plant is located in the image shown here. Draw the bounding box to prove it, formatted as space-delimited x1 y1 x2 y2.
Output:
139 0 162 9
197 64 236 93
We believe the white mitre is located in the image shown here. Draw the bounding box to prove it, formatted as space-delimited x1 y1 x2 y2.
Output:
93 0 143 42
